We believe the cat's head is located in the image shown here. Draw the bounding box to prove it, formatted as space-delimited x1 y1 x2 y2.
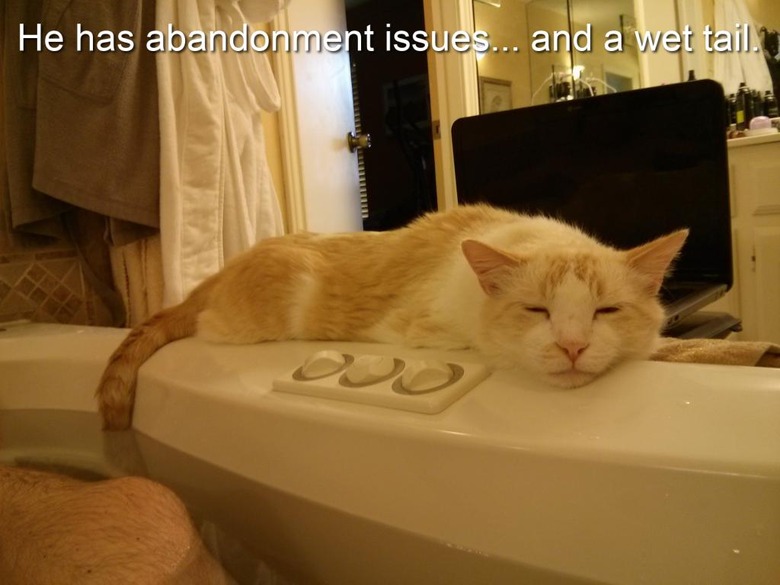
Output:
461 230 688 387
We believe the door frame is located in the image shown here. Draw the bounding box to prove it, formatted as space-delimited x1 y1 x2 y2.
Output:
271 8 308 233
424 0 480 213
272 0 479 233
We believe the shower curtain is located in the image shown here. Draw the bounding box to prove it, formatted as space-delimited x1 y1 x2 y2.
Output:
713 0 774 94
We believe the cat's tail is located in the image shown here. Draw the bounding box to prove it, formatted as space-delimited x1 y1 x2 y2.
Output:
96 286 210 431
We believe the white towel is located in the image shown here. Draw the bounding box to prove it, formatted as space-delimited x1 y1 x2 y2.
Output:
156 0 287 307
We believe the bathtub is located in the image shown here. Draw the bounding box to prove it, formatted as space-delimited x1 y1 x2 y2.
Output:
1 320 779 584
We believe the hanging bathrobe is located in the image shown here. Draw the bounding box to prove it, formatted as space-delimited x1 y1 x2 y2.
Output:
713 0 774 95
156 0 288 306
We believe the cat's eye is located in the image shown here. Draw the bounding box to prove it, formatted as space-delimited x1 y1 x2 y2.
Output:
525 306 550 317
595 306 620 316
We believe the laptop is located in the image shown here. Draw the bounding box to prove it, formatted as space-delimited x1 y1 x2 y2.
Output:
451 80 733 329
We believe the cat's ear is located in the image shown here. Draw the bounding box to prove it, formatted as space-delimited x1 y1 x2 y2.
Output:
461 239 522 296
626 229 689 294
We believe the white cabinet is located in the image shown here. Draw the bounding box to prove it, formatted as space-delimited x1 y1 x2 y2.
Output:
709 134 780 343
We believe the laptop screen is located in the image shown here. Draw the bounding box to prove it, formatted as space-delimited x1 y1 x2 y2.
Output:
452 80 732 288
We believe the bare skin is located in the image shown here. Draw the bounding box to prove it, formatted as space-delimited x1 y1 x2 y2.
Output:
0 466 234 585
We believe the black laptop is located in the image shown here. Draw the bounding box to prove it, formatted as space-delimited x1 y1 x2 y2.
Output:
451 80 733 328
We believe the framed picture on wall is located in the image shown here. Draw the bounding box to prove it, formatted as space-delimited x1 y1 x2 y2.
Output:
620 14 637 47
480 77 512 113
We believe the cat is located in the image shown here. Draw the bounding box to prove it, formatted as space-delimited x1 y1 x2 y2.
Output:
96 204 687 430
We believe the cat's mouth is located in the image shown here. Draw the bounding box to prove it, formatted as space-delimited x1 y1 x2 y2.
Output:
547 367 598 388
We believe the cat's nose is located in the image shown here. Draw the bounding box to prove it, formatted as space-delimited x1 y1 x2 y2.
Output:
557 340 589 363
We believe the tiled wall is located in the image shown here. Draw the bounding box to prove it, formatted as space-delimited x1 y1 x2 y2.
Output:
0 191 108 325
0 246 99 325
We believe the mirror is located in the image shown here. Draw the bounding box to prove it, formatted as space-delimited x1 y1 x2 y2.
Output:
474 0 641 113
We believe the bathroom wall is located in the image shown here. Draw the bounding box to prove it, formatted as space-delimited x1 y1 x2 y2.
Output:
0 204 109 326
637 0 683 86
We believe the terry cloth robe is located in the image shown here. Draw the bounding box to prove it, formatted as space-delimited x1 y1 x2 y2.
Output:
3 0 160 244
156 0 287 306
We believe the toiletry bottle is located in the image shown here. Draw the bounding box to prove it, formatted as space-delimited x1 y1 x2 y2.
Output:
743 86 755 125
729 93 738 125
736 82 749 130
752 90 763 120
764 90 779 117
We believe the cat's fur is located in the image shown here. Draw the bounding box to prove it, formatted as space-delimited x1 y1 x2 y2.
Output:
97 205 687 430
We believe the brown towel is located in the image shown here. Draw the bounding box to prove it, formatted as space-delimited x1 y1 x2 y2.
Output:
652 338 780 368
4 0 159 242
34 0 160 239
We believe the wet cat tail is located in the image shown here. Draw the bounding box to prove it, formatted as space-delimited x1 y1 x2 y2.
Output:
96 288 209 431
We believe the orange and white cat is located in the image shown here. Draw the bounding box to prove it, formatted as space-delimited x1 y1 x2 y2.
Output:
97 205 687 430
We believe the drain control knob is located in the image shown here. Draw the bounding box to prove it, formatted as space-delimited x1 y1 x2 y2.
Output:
301 350 346 378
401 360 453 393
345 354 395 385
